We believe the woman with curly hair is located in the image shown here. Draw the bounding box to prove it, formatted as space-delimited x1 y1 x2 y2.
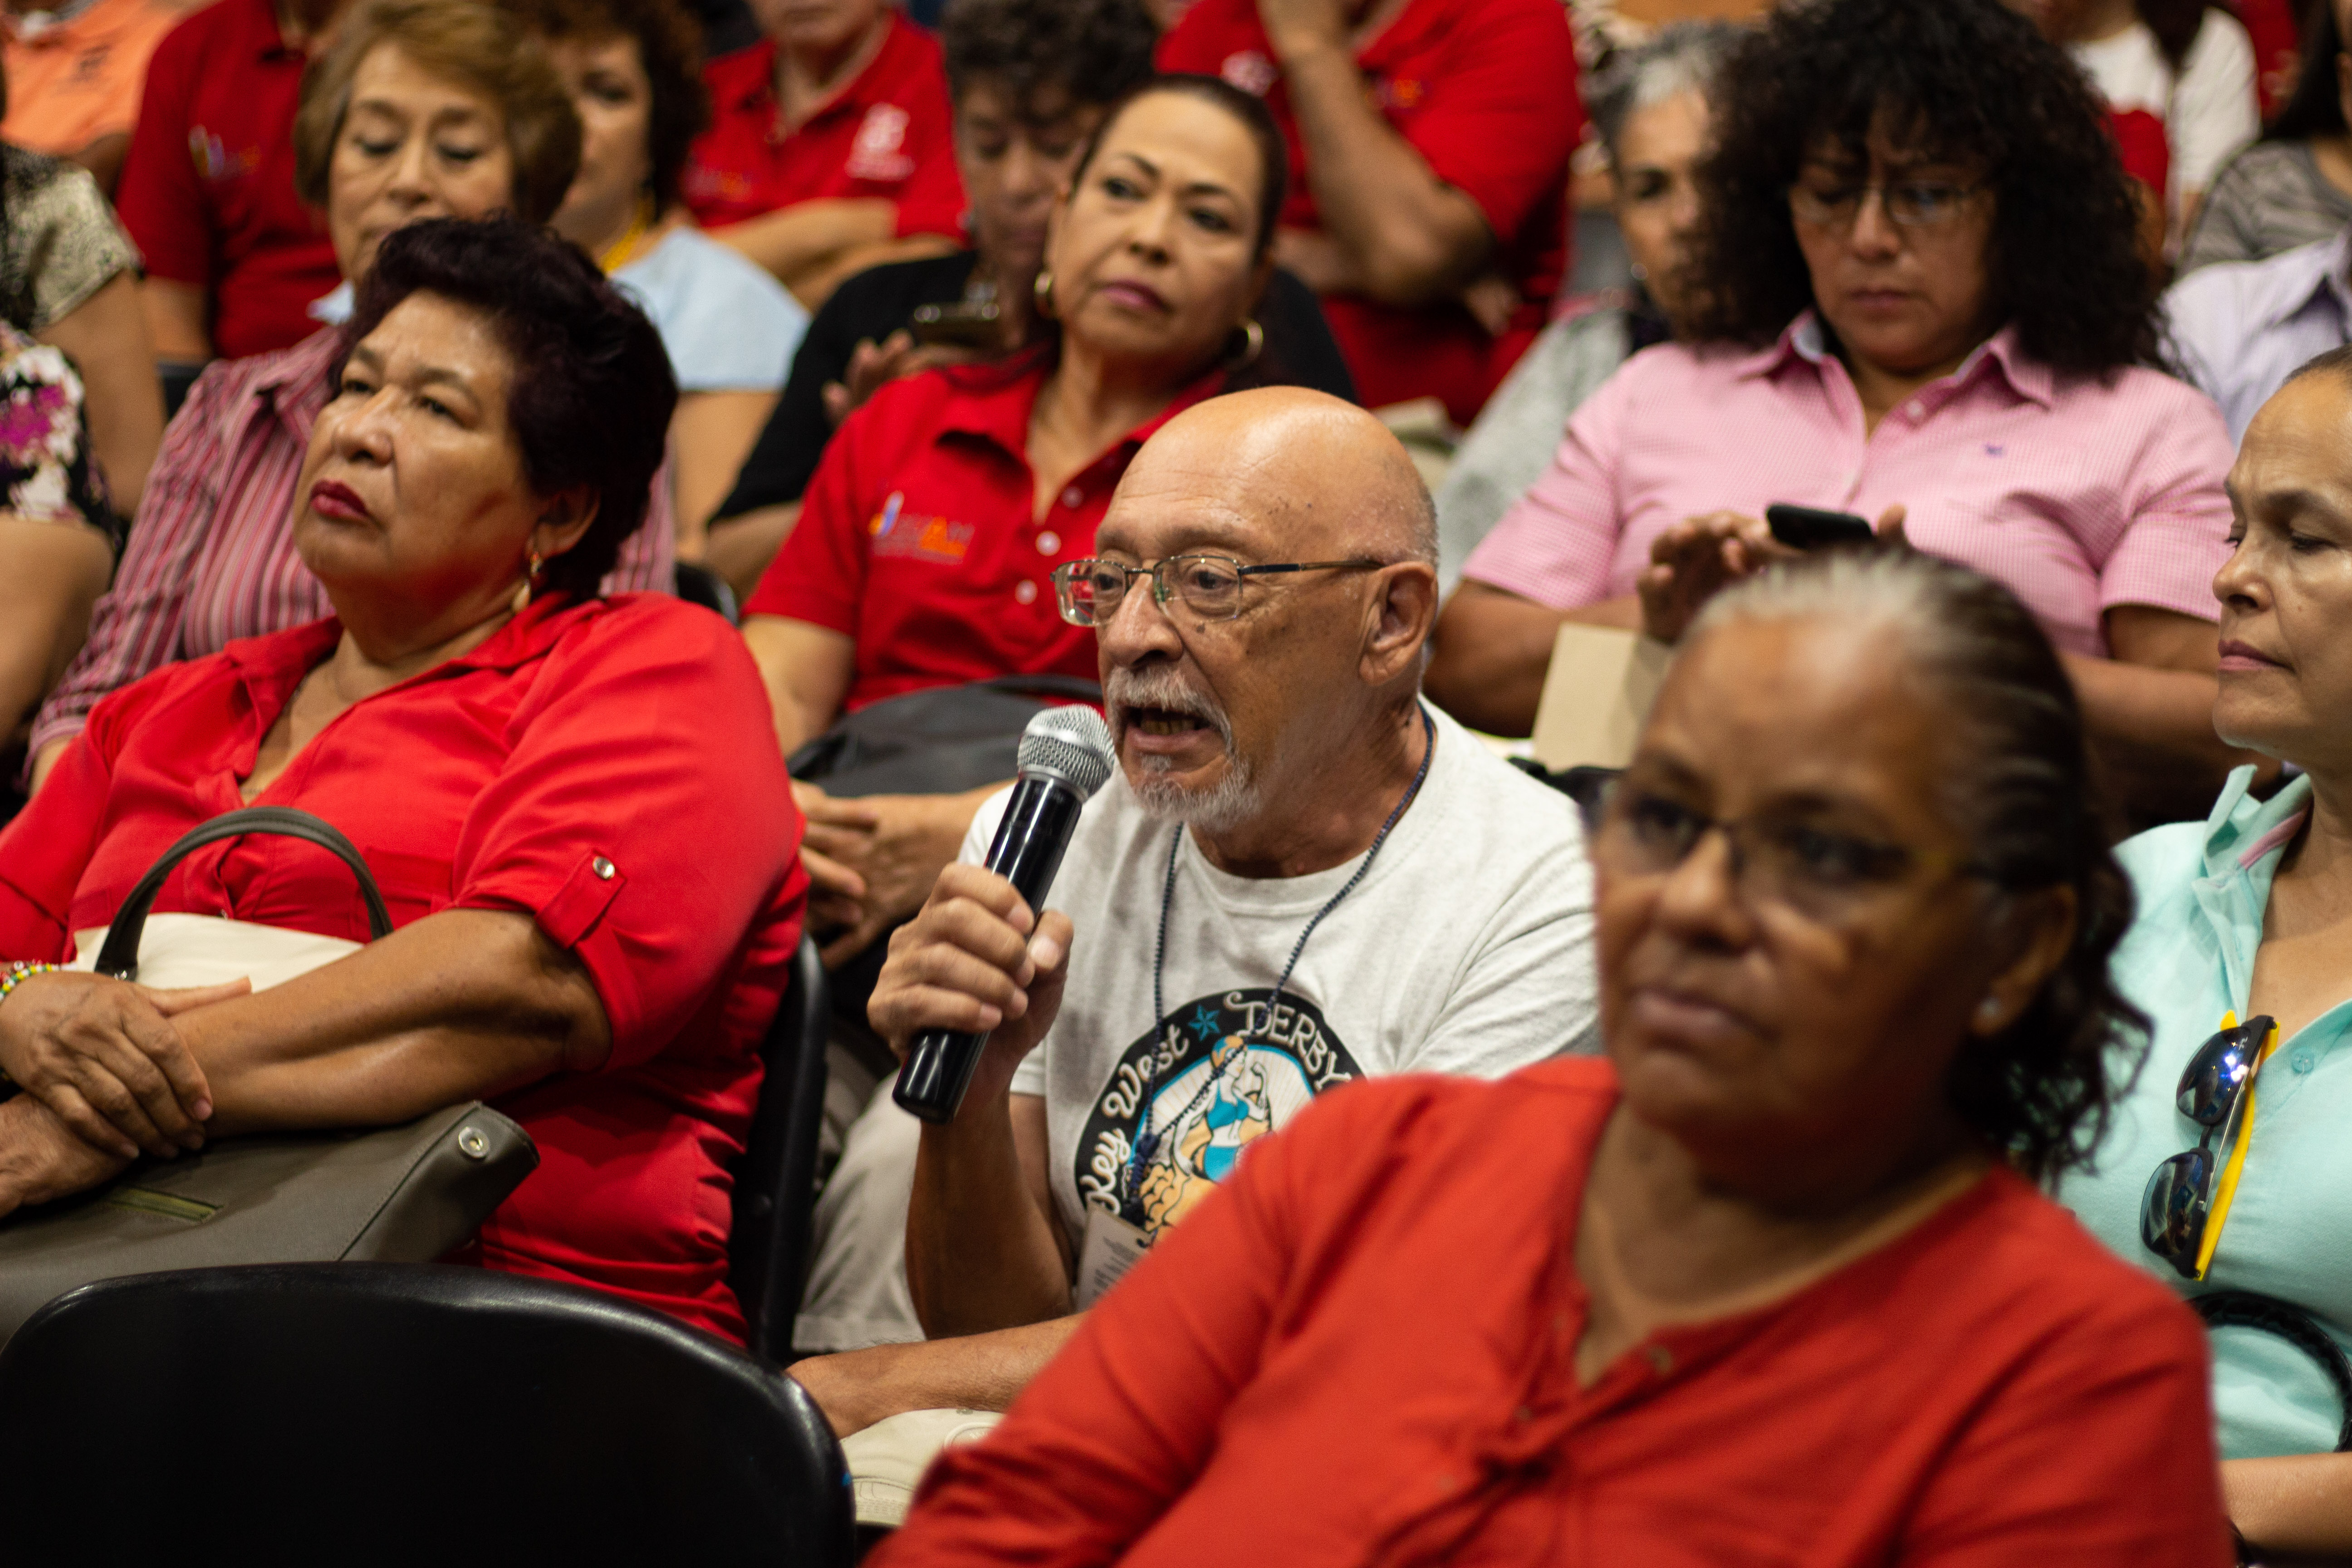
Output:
875 548 2230 1568
1428 0 2243 828
2059 355 2352 1561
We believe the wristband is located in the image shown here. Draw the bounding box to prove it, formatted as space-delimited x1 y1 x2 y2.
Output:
0 961 62 1096
0 959 61 1006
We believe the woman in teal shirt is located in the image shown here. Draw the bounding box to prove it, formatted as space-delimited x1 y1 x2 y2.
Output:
2062 348 2352 1561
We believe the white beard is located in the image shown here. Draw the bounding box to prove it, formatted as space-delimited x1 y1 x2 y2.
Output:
1129 751 1264 834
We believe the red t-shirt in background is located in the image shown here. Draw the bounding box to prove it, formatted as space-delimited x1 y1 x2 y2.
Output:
2108 107 2171 201
880 1058 2233 1568
1159 0 1581 427
114 0 339 362
743 356 1218 710
683 13 964 238
0 595 808 1344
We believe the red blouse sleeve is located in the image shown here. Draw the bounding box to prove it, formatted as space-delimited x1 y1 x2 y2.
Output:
0 672 174 960
875 1081 1411 1565
447 598 804 1070
1898 1260 2233 1565
891 74 967 240
740 387 885 629
1395 0 1581 247
112 18 211 288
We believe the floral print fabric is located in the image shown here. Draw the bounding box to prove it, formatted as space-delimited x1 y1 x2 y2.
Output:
0 322 117 550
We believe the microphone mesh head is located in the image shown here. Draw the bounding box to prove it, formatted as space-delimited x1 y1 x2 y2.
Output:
1017 705 1116 799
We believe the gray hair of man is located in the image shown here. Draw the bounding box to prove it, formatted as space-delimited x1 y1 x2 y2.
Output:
1586 20 1743 168
1678 546 2144 1181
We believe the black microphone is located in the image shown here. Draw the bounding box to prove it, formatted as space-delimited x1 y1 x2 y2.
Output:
893 705 1116 1124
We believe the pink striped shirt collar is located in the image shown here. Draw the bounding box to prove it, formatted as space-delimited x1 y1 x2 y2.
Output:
1729 311 2058 412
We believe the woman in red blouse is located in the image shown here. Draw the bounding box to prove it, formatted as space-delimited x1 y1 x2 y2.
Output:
740 74 1299 964
878 550 2233 1565
0 218 806 1345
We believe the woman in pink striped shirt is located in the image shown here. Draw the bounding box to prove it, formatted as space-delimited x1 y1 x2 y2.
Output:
24 0 675 794
1427 0 2252 828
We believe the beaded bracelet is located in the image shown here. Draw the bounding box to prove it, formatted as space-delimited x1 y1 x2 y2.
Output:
0 960 60 1003
0 961 60 1093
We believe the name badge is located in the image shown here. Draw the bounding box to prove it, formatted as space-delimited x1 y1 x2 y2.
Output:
1077 1208 1152 1308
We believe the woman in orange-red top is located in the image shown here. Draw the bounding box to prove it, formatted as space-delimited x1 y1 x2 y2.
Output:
878 550 2233 1566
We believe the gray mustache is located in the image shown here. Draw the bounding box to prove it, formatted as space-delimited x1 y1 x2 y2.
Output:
1104 668 1234 748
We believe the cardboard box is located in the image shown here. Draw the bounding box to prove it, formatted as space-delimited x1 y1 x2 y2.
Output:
1529 623 1672 772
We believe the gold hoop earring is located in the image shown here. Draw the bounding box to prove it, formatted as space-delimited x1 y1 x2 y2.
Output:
1225 317 1264 371
1033 269 1057 320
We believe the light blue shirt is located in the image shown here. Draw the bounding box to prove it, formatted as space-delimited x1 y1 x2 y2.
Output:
614 226 807 394
2164 228 2352 444
2057 766 2352 1458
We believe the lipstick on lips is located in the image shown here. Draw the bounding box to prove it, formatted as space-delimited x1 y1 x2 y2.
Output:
309 479 370 523
2217 639 2284 673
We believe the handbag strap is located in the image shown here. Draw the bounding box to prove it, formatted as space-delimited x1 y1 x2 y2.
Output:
2192 1289 2352 1452
94 807 393 981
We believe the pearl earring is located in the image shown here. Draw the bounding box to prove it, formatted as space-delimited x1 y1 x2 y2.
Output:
1977 997 2003 1026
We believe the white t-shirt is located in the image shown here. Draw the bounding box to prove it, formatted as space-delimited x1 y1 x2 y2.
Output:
2072 12 2256 208
1003 702 1600 1298
790 701 1600 1349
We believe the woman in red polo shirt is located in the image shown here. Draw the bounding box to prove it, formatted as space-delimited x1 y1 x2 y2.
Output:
740 74 1293 964
683 0 966 306
877 551 2232 1567
0 219 805 1345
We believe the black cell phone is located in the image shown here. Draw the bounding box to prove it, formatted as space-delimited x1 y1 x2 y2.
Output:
1765 503 1876 550
907 299 1002 350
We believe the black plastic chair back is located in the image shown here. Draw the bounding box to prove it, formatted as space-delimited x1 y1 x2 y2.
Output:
731 936 831 1360
1510 758 1620 834
675 560 741 623
0 1263 854 1562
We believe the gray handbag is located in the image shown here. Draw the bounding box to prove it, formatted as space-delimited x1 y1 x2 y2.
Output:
0 807 537 1344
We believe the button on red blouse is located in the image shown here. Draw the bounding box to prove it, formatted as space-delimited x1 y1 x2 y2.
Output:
0 594 808 1344
742 354 1221 711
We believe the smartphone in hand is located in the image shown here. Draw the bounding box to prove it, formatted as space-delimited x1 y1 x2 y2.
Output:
1765 504 1876 550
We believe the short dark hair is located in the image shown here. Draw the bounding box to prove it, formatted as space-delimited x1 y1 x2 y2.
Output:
1073 74 1289 260
939 0 1156 118
507 0 710 216
1692 547 2147 1183
339 217 677 598
1684 0 2162 378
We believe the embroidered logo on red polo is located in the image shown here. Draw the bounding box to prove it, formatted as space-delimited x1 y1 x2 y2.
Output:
188 126 260 182
1218 50 1278 96
846 103 914 182
869 490 974 564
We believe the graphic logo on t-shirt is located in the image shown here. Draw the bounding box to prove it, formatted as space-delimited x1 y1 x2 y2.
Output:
846 103 914 182
1218 50 1278 97
868 489 974 564
1076 987 1363 1245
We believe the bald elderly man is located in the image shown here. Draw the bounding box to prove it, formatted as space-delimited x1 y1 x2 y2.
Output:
788 389 1597 1460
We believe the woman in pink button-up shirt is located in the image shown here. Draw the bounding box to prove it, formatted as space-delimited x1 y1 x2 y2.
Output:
1429 0 2250 826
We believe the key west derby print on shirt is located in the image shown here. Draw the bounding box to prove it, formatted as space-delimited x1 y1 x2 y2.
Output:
1079 988 1363 1241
